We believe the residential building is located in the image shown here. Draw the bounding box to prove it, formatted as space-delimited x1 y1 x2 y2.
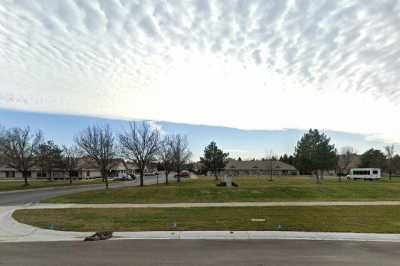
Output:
0 157 137 180
221 159 298 176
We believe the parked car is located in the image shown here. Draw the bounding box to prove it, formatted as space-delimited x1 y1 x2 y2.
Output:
113 173 134 181
174 171 190 178
144 171 159 176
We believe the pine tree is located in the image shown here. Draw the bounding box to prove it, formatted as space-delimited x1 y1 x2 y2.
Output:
200 141 229 180
294 129 337 183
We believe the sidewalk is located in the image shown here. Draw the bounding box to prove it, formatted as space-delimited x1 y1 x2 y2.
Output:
3 202 400 243
0 206 90 242
20 201 400 209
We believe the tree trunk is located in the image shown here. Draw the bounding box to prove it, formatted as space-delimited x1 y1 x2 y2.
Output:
177 170 181 183
165 171 169 185
105 175 109 189
102 169 109 189
270 161 273 181
389 170 392 181
23 171 29 186
140 169 144 187
69 171 73 185
315 170 321 184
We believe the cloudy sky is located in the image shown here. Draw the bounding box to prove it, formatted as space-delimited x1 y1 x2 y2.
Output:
1 0 400 147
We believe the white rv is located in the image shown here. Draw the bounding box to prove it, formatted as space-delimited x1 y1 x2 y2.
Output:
347 168 381 180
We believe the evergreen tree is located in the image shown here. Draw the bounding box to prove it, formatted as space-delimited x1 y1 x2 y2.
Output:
200 141 229 180
360 149 386 169
294 129 337 183
35 140 64 180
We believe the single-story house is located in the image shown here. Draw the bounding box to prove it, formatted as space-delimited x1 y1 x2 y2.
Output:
0 165 40 179
221 159 299 176
0 156 138 180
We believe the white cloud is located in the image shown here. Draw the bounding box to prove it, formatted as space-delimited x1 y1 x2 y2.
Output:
148 120 165 136
0 0 400 142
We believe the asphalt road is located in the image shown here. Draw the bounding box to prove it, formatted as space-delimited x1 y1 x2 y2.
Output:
0 175 166 205
1 239 400 266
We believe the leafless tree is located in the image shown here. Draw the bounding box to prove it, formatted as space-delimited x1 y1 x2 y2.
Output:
74 125 115 189
339 146 354 182
159 135 174 185
170 134 191 183
119 122 160 187
385 145 395 180
265 150 276 181
62 145 81 185
0 127 42 186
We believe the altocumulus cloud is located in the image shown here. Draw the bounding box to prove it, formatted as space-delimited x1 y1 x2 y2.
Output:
0 0 400 142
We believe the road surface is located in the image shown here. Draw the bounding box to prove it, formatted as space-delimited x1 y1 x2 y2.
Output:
0 175 166 205
1 239 400 266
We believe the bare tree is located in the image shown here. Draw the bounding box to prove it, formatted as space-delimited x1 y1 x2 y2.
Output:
385 145 395 180
74 125 115 189
159 135 174 185
339 146 354 182
0 127 42 186
62 145 81 185
265 150 276 182
170 134 191 183
119 122 160 187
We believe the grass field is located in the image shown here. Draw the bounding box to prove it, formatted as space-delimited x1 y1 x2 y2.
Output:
0 179 114 192
42 175 400 203
13 205 400 233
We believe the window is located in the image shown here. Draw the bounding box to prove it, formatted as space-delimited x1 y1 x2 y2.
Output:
353 170 371 175
37 172 47 178
5 171 15 178
373 170 378 174
86 171 90 177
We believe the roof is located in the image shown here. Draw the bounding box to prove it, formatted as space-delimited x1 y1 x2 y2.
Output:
125 162 138 170
0 154 40 171
76 157 99 170
224 159 297 171
77 157 130 170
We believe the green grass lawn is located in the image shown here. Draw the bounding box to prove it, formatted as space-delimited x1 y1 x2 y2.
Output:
13 205 400 233
42 176 400 203
0 179 114 192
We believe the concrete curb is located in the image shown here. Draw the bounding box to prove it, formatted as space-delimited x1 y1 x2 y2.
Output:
112 231 400 243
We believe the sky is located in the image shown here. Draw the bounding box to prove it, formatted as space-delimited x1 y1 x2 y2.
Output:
0 0 399 157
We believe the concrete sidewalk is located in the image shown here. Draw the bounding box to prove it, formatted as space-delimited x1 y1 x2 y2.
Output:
0 206 90 242
3 202 400 243
20 200 400 209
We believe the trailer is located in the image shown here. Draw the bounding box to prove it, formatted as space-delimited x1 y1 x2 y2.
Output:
347 168 381 180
